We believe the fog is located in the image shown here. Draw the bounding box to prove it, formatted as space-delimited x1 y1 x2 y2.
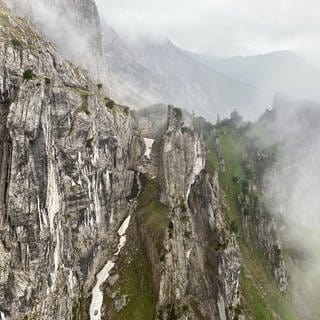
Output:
4 0 320 317
96 0 320 66
94 0 320 121
256 99 320 318
96 2 320 314
7 0 320 121
6 0 108 83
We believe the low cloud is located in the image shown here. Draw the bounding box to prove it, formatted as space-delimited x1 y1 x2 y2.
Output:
96 0 320 64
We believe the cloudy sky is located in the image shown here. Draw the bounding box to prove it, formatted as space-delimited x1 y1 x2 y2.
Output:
96 0 320 64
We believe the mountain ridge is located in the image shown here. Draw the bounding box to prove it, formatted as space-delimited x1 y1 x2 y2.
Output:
191 49 320 103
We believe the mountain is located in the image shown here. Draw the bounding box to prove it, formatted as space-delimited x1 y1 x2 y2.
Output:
1 1 319 319
100 26 267 120
7 0 268 120
100 24 165 108
128 38 265 120
7 0 103 68
192 50 320 103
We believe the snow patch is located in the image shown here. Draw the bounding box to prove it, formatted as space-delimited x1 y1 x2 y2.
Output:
114 235 127 256
118 215 131 236
50 226 60 290
0 312 5 320
186 249 192 260
217 296 227 320
37 196 42 231
93 173 102 224
187 138 205 198
68 269 76 297
89 261 115 320
113 215 131 256
54 230 60 273
144 138 154 158
47 164 59 233
164 140 172 153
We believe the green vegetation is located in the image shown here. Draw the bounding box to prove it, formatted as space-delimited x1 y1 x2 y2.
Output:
0 5 43 54
205 132 220 171
105 98 115 110
181 126 194 135
122 106 130 115
11 37 23 48
85 137 94 149
72 87 90 98
179 199 187 213
151 137 163 155
219 129 247 180
210 239 228 253
172 106 182 117
73 88 91 115
76 105 90 115
202 119 300 319
23 69 36 81
240 270 273 320
206 122 250 226
72 295 89 320
137 179 169 254
240 241 299 320
105 242 156 320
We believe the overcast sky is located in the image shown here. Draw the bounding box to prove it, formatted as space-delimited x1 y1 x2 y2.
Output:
96 0 320 64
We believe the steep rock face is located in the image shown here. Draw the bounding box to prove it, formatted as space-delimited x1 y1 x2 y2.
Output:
7 0 102 56
241 195 288 292
235 153 288 292
188 172 241 320
6 0 114 88
0 3 143 319
136 107 241 320
0 3 302 320
212 125 288 294
100 24 164 108
159 106 205 206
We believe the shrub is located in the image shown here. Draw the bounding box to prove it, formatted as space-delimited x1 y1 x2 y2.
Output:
105 99 114 110
85 137 94 149
173 107 182 118
230 220 238 234
179 199 187 213
11 38 23 48
23 69 35 81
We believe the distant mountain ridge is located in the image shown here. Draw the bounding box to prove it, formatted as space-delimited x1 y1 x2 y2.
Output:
100 30 266 120
191 50 320 103
9 0 320 121
127 38 263 120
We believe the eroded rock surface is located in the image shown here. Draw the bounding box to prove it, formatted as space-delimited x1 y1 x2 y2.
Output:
0 3 143 318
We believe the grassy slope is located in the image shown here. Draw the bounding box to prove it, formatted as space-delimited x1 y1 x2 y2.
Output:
103 178 169 320
137 179 169 255
205 120 299 320
105 242 156 320
103 219 156 320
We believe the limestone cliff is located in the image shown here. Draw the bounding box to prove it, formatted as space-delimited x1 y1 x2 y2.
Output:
0 2 303 320
0 3 143 318
145 106 241 320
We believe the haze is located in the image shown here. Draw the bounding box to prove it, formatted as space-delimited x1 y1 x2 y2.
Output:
96 0 320 65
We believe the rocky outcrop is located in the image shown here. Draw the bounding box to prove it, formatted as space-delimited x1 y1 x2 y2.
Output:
237 147 288 293
0 2 301 320
0 3 144 319
6 0 117 93
136 106 241 320
7 0 102 58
